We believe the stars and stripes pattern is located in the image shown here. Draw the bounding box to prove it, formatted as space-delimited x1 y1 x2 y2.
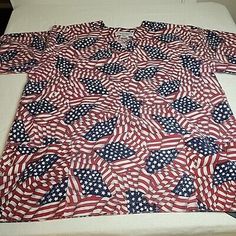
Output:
97 142 135 162
0 20 236 222
9 59 38 73
0 49 18 62
146 148 179 173
23 80 47 96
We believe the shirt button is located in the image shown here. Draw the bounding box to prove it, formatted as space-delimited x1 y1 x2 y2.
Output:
189 91 195 97
175 28 181 33
51 91 59 98
64 99 70 106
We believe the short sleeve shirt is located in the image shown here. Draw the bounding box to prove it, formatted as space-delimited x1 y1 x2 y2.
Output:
0 20 236 222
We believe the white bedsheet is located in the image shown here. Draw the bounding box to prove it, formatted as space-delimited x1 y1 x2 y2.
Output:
0 1 236 236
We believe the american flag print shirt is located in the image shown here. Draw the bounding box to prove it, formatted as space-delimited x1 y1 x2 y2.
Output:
0 20 236 222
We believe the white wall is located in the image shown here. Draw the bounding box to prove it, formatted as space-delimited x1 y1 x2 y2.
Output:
198 0 236 22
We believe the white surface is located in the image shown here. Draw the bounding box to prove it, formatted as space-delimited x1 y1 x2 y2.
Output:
9 0 196 8
0 74 27 153
198 0 236 23
0 213 236 236
0 1 236 236
6 1 236 32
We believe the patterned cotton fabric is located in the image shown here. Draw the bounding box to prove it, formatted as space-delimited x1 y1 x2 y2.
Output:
0 20 236 222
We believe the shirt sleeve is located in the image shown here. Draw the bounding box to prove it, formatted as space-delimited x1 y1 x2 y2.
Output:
0 31 50 74
183 26 236 74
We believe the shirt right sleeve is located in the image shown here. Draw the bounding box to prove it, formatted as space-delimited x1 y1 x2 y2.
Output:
0 31 50 74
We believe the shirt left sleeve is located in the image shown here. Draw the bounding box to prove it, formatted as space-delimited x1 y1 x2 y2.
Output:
0 31 50 74
185 27 236 74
